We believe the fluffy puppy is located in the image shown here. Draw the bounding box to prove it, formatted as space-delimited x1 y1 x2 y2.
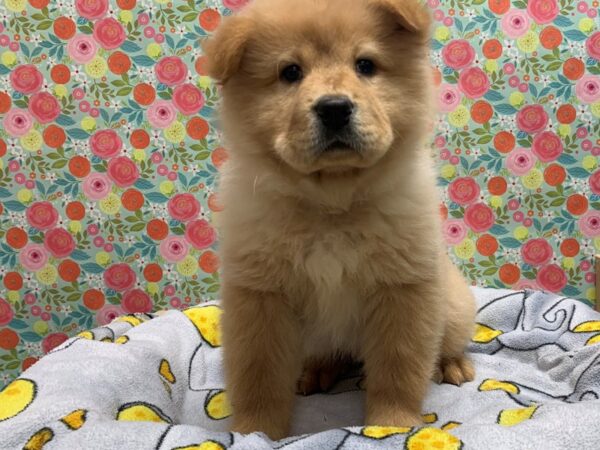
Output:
204 0 476 440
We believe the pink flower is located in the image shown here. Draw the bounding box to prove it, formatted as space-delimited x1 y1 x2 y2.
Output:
590 170 600 195
82 173 112 201
448 177 480 205
442 219 467 245
159 236 189 263
172 84 204 115
575 75 600 104
28 92 61 124
26 202 59 230
90 129 123 159
506 148 537 176
587 31 600 60
93 17 126 50
579 210 600 238
521 238 553 267
514 279 540 291
75 0 108 20
501 9 530 39
42 332 69 354
122 289 153 314
185 219 216 250
10 64 43 94
532 131 563 162
223 0 250 11
67 35 98 64
438 84 462 112
536 264 567 292
168 193 201 222
516 105 548 134
442 39 475 70
527 0 559 25
458 67 490 99
464 203 495 233
155 56 187 86
3 109 34 137
19 244 48 271
44 228 76 258
96 304 124 325
147 100 177 129
104 263 136 292
107 156 140 188
0 298 14 327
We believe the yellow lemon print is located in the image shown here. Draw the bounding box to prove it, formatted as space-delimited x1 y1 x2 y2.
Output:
205 391 231 420
472 324 503 343
23 427 53 450
159 359 176 384
184 305 223 347
586 334 600 346
422 413 438 424
497 405 538 427
478 379 519 394
115 336 129 345
116 402 171 423
172 442 225 450
60 409 87 430
441 422 461 431
573 321 600 333
362 426 411 439
77 331 95 340
115 315 144 327
101 337 113 343
406 427 462 450
0 378 36 422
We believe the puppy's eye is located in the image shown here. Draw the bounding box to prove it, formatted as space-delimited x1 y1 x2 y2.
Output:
280 64 303 83
356 59 376 76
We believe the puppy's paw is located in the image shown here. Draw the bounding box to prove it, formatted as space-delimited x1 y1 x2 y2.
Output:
436 355 475 386
296 354 352 396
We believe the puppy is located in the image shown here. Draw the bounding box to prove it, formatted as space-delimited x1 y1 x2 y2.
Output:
204 0 476 440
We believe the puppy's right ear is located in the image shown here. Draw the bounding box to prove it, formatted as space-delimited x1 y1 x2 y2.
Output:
202 16 252 83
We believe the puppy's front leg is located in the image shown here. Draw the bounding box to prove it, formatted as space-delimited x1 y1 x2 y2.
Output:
221 285 302 440
362 283 443 427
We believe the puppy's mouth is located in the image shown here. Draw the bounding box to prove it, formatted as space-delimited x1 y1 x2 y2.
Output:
322 140 356 153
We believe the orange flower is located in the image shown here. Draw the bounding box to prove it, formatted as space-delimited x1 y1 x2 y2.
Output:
487 176 507 195
68 155 91 178
133 83 156 106
563 58 584 81
3 272 23 290
121 189 144 211
66 201 86 220
58 259 81 282
540 26 562 50
199 9 221 32
53 16 76 40
556 104 576 124
43 125 66 149
544 164 566 186
6 227 28 249
130 129 150 149
499 264 520 285
83 289 105 311
108 51 131 75
493 131 516 153
50 64 70 84
470 101 493 124
566 194 588 216
143 263 163 282
147 219 169 241
199 250 220 273
187 117 210 140
0 92 11 114
211 147 229 169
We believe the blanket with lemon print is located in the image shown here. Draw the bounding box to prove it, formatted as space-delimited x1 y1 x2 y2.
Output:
2 288 600 450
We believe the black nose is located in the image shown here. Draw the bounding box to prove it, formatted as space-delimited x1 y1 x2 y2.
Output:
314 96 354 131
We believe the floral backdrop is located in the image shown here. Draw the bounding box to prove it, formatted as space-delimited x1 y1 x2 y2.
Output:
0 0 598 385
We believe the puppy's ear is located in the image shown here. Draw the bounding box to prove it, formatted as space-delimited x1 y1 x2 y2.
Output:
202 15 252 83
369 0 431 35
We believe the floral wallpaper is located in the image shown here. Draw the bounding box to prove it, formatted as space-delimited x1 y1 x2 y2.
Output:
0 0 598 385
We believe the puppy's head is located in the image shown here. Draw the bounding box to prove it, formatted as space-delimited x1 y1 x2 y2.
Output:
204 0 432 175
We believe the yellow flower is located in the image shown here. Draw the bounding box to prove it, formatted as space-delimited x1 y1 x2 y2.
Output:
159 180 175 195
1 50 17 66
591 102 600 118
133 149 146 162
484 59 498 74
448 105 470 128
164 121 186 143
6 291 19 303
99 193 121 216
562 257 575 270
521 169 543 190
513 226 529 241
69 220 82 234
85 56 108 79
454 239 475 260
509 92 525 108
119 10 134 24
4 0 27 13
95 251 112 266
146 43 162 59
582 155 598 171
517 31 539 53
198 76 212 89
177 255 199 277
20 129 43 152
557 124 571 138
440 164 456 179
0 159 3 170
36 264 58 285
434 26 451 42
81 116 97 132
33 320 49 335
154 0 169 4
594 237 600 251
54 84 68 99
587 288 596 302
147 282 159 295
579 18 595 34
16 189 32 204
490 196 503 209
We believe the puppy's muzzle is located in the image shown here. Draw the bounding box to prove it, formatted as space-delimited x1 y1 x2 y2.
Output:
314 95 354 132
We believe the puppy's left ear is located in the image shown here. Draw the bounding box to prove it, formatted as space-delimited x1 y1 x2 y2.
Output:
369 0 431 36
202 15 252 83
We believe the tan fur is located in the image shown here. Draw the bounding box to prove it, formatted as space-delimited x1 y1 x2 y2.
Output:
204 0 476 440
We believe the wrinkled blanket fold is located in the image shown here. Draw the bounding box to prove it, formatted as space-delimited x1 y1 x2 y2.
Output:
2 288 600 450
